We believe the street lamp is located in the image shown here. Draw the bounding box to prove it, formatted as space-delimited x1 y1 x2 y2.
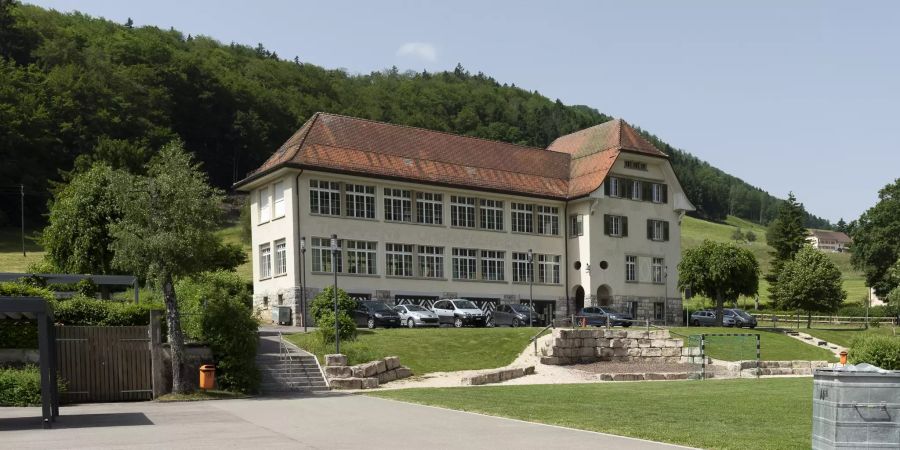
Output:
300 237 307 333
528 249 534 327
331 234 340 353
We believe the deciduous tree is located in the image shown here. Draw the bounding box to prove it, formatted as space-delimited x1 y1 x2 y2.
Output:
678 240 759 326
771 246 845 328
851 179 900 298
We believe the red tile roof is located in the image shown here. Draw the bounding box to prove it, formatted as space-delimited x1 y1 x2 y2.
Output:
236 113 668 200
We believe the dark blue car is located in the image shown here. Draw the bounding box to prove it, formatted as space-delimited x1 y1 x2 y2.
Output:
578 306 633 327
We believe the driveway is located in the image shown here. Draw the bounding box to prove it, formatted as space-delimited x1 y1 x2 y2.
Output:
0 393 690 449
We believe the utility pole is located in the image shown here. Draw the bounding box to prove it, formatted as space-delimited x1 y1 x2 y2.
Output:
528 249 534 327
331 234 340 353
20 184 25 257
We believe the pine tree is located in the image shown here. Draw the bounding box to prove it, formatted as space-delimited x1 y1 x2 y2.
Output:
766 192 809 291
124 17 133 29
836 218 847 233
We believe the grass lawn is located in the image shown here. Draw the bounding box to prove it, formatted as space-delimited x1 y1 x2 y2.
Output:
156 390 248 402
216 223 252 283
670 327 836 361
795 326 898 348
287 328 538 374
369 378 814 450
0 227 45 272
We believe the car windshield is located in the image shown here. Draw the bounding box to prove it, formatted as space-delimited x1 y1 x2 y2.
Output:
510 305 534 313
600 308 622 315
724 310 735 316
368 303 394 313
733 310 754 319
453 300 478 309
405 304 427 312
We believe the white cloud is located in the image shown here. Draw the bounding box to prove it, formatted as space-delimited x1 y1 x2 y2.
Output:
396 42 437 62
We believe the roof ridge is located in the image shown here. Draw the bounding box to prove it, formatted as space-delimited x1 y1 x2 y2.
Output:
314 112 550 154
285 112 321 161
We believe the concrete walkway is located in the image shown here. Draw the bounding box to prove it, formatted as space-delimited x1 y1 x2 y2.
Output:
0 393 691 449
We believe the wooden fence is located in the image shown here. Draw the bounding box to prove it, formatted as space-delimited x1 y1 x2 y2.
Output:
754 313 896 327
56 326 153 403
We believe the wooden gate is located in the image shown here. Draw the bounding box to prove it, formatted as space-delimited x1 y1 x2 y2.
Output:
55 326 152 403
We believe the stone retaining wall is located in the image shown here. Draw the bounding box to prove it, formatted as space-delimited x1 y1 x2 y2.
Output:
462 366 535 386
324 354 413 389
540 328 686 365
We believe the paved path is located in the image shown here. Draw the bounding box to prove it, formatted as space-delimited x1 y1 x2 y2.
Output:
0 393 690 449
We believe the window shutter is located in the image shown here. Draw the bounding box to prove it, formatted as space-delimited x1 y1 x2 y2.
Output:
664 221 670 241
603 214 610 235
604 179 611 196
643 182 652 201
662 184 668 203
647 219 653 240
624 179 632 199
622 216 629 237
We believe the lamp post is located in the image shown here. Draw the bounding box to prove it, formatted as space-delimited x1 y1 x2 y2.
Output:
300 237 307 333
528 249 534 327
331 234 340 353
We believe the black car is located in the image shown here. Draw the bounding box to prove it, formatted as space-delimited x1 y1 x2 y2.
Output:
725 308 757 328
578 306 633 327
491 304 543 327
353 301 401 329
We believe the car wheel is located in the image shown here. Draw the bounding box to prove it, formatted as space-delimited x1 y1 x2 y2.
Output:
454 317 463 328
692 319 700 326
750 325 756 329
511 318 519 328
367 317 375 329
407 318 415 329
623 322 631 328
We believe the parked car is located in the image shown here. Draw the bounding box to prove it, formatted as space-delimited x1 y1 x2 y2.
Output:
725 308 757 328
353 301 401 329
393 304 440 328
431 299 487 327
690 310 738 327
578 306 633 327
491 304 543 327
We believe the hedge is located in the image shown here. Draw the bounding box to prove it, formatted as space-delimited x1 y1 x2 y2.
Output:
0 365 67 406
848 334 900 370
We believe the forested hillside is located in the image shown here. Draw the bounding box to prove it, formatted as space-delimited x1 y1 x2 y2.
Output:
0 2 831 228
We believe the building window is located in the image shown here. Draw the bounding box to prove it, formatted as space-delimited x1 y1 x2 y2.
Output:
259 243 272 279
607 177 622 198
345 184 375 219
384 188 412 222
452 248 477 280
625 160 648 171
512 252 532 283
511 203 533 233
652 183 666 203
652 257 665 284
648 219 669 241
273 181 285 218
654 302 665 320
569 214 584 237
631 180 642 201
312 237 342 273
259 188 271 223
625 255 637 282
480 199 504 231
450 196 476 228
386 243 413 277
346 240 377 275
538 254 561 284
416 192 443 225
537 206 559 235
604 214 628 237
274 239 287 276
310 180 341 216
481 250 505 281
418 245 444 278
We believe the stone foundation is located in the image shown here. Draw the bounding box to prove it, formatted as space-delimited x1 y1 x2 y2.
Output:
324 354 413 389
540 328 687 365
462 366 535 386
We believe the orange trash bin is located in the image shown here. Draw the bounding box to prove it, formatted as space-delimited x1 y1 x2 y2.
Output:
199 364 216 390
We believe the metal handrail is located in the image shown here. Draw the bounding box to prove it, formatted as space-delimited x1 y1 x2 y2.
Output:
529 322 555 355
278 331 296 388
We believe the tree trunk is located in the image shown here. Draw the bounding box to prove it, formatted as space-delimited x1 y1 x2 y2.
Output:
715 290 724 327
162 273 189 394
806 310 812 329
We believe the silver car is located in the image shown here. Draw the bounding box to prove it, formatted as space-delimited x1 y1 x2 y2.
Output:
394 304 440 328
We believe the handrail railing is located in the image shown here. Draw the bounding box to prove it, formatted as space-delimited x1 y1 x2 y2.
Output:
278 331 296 389
529 322 555 355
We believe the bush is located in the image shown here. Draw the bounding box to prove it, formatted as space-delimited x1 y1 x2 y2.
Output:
0 283 53 349
52 295 163 326
0 365 66 406
177 271 259 393
848 334 900 370
309 286 356 342
0 282 54 301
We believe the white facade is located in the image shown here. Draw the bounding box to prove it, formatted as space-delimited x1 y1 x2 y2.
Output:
243 152 689 325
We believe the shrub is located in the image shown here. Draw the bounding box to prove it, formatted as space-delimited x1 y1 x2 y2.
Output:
848 334 900 370
315 310 356 344
0 282 54 300
0 283 53 349
309 286 356 342
745 231 757 242
0 365 66 406
176 271 252 340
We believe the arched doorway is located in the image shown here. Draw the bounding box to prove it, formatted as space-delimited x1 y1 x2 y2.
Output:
597 285 612 306
574 286 585 313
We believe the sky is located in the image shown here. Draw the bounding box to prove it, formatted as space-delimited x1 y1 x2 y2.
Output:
26 0 900 223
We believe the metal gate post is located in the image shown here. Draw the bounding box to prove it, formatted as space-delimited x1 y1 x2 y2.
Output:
700 334 706 380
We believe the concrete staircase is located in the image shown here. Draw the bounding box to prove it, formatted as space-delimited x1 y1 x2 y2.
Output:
256 331 329 394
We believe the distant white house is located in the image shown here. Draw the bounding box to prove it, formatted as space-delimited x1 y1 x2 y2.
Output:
806 229 851 252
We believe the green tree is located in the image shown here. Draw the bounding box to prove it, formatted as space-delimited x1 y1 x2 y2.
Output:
771 246 846 327
109 142 232 393
766 192 809 290
678 240 759 326
851 179 900 298
309 285 356 343
835 218 847 233
40 163 126 275
745 230 757 243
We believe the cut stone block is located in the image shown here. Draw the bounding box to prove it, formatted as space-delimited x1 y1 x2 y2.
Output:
384 356 400 370
325 354 348 367
330 378 362 389
360 377 379 389
324 366 351 378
